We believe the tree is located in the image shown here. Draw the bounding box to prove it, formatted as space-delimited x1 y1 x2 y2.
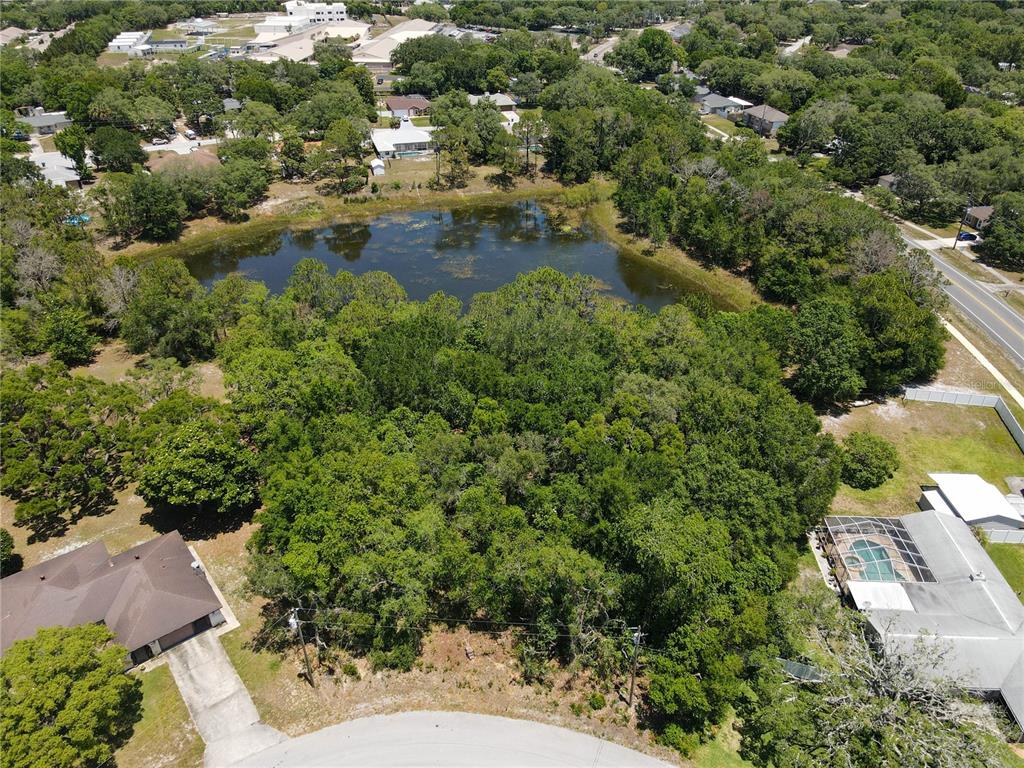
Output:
606 28 677 82
313 37 353 79
212 159 270 221
54 124 89 179
229 100 280 139
40 307 97 365
128 170 186 241
841 432 899 489
131 95 176 139
279 125 307 180
0 365 137 536
0 528 21 575
121 258 213 362
791 297 867 403
137 421 260 516
89 126 147 173
977 192 1024 271
0 624 143 768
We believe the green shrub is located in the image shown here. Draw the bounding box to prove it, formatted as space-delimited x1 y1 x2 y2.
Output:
588 692 606 710
841 432 900 489
658 724 700 756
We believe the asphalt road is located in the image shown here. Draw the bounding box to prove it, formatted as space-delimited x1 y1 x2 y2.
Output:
229 711 672 768
902 234 1024 371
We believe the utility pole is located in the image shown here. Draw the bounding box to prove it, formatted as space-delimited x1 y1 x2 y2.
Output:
953 195 972 249
627 626 644 709
290 607 315 687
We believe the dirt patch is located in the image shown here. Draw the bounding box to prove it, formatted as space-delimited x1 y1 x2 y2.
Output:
71 340 143 384
147 147 221 173
194 361 227 401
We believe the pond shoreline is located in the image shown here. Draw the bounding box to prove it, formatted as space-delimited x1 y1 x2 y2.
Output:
127 178 762 313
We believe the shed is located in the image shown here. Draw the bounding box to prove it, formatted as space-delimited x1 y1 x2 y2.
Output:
370 157 385 176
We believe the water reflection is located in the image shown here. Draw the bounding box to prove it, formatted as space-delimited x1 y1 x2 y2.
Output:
184 201 702 311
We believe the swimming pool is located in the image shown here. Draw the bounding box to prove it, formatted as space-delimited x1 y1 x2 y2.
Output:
843 539 904 582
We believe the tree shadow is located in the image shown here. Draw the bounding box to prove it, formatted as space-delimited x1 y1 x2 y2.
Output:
0 553 24 576
486 172 516 191
140 501 255 540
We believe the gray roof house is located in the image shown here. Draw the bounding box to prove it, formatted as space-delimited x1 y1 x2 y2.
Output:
15 108 72 135
371 117 434 158
468 92 517 112
0 531 225 666
920 473 1024 531
741 104 789 136
699 93 747 117
964 205 994 229
819 511 1024 735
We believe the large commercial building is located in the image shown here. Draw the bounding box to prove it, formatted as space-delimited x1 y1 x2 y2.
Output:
351 19 441 75
255 0 348 36
818 511 1024 736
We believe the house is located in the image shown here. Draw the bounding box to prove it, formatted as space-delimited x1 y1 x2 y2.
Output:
741 105 789 136
698 93 747 117
877 173 897 191
964 205 994 229
818 511 1024 736
108 31 153 57
468 92 517 112
223 97 242 112
28 151 84 189
919 473 1024 531
386 95 431 118
370 157 386 176
0 26 27 46
371 117 434 158
15 107 72 135
0 531 225 666
691 85 710 102
351 19 441 75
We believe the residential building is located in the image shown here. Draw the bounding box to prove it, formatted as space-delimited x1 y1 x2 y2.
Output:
351 19 442 75
964 205 994 229
919 473 1024 531
698 93 747 117
0 26 27 46
223 97 243 112
817 511 1024 736
28 151 83 189
468 92 517 112
108 30 153 57
0 531 225 666
386 95 431 118
691 85 710 102
741 104 789 136
15 107 72 135
877 173 897 191
371 117 434 158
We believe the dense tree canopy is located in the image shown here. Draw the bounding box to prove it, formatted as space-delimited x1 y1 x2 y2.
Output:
0 624 143 768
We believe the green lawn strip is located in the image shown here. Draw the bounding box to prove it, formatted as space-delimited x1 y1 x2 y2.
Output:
831 402 1023 518
115 665 203 768
984 543 1024 596
693 712 752 767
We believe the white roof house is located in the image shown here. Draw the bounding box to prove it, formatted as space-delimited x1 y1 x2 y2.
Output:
351 19 441 74
922 473 1024 530
821 511 1024 734
29 151 83 188
371 118 434 158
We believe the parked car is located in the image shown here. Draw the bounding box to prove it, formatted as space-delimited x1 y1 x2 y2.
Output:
184 129 196 139
957 232 978 242
151 136 169 145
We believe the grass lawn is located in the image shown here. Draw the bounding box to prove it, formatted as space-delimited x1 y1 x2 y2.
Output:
96 51 131 67
701 114 738 136
824 399 1024 518
37 134 57 152
939 247 1002 283
115 666 203 768
410 116 431 127
692 714 751 767
985 543 1024 596
1004 291 1024 317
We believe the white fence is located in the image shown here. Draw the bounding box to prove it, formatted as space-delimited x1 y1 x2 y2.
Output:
985 529 1024 544
903 386 1024 454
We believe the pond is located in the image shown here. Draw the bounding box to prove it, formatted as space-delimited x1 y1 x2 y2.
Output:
183 200 707 312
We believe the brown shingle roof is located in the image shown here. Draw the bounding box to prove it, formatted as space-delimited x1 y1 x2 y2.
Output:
0 531 221 654
386 95 431 112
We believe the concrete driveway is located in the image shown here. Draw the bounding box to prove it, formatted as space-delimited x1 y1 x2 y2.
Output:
143 134 220 155
165 631 285 767
230 710 672 767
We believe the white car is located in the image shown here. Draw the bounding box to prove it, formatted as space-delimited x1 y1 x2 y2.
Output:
184 129 196 139
151 136 169 145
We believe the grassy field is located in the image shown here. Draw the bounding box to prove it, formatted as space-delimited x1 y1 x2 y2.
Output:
939 247 1002 283
825 399 1024 518
985 543 1024 596
701 114 739 136
115 666 203 768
